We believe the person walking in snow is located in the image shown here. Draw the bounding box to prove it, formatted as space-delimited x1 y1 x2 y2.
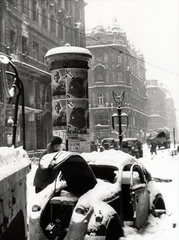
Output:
150 141 157 155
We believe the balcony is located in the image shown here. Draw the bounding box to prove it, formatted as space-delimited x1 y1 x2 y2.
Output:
89 103 114 109
17 52 49 73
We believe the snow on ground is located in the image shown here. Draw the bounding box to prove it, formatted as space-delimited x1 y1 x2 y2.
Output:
27 145 179 239
122 144 179 240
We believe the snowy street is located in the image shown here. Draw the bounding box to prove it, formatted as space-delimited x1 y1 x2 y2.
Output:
27 145 179 239
122 145 179 239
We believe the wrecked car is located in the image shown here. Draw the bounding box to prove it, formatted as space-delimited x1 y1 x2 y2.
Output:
29 150 166 240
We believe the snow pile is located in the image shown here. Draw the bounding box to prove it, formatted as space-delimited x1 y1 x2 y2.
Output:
0 146 31 180
123 149 179 240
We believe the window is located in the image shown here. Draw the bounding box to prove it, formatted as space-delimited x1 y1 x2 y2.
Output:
42 9 47 29
58 23 63 40
65 0 69 11
33 41 39 60
117 55 122 64
58 11 64 40
10 0 17 8
22 36 28 54
97 72 103 81
50 15 56 35
10 29 16 54
34 82 40 108
32 0 38 22
98 93 105 105
117 72 123 81
22 0 28 15
133 116 136 126
95 66 105 82
95 112 108 125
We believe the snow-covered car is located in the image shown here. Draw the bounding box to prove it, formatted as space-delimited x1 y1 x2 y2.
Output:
29 150 166 240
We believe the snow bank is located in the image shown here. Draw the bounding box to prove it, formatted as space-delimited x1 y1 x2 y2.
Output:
0 146 31 181
0 146 31 197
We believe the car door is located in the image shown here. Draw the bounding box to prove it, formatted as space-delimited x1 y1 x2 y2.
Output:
129 164 150 229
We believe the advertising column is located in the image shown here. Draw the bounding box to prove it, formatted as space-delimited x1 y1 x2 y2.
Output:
45 44 92 153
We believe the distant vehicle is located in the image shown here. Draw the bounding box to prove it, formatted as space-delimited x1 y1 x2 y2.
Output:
146 128 171 149
121 138 143 158
29 150 166 240
101 138 119 150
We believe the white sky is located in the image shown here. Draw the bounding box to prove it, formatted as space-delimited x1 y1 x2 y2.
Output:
84 0 179 122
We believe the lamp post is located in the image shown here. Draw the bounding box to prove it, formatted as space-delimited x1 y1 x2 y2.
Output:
0 54 25 149
95 123 101 151
95 123 101 142
112 91 128 149
7 116 14 146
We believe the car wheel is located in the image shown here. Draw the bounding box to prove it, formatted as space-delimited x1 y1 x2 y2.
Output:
152 193 166 217
105 216 124 240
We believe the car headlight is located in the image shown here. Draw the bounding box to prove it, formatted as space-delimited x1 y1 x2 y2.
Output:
75 205 89 215
32 205 41 212
95 210 103 223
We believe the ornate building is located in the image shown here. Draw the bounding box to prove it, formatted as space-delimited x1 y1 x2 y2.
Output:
86 20 148 143
0 0 86 150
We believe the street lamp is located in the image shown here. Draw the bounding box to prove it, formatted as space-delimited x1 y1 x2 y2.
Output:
112 91 128 149
95 123 102 142
0 54 25 149
95 123 102 152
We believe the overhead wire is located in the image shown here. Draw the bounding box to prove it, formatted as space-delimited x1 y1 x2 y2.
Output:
5 3 179 77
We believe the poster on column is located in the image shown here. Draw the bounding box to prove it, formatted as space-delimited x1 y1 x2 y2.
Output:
67 99 88 136
52 99 67 130
66 68 89 137
66 68 88 99
51 69 67 98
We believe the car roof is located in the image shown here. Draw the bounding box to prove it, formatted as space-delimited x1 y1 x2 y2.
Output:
81 150 152 182
81 150 138 169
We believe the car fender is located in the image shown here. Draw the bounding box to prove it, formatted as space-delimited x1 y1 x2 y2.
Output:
29 180 67 240
88 202 123 236
147 181 166 215
65 201 123 240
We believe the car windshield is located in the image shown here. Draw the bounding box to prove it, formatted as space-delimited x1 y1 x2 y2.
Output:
89 165 118 183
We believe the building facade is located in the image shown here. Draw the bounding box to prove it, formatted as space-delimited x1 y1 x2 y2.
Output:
146 79 177 141
0 0 86 150
86 20 148 143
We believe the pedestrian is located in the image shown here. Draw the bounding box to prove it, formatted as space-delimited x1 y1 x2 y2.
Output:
39 136 63 160
177 144 179 153
33 136 63 193
150 142 157 155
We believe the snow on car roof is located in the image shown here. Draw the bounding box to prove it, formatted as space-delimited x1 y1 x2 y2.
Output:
81 149 137 168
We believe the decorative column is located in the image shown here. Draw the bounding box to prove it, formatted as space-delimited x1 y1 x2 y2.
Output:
45 44 92 153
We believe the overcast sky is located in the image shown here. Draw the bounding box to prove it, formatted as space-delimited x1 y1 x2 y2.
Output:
85 0 179 121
